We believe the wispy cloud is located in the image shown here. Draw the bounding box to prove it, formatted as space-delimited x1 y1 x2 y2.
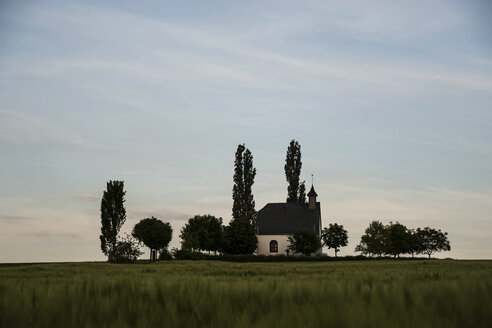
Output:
0 1 490 261
72 194 99 202
18 231 80 239
4 3 491 94
0 215 34 222
0 110 85 145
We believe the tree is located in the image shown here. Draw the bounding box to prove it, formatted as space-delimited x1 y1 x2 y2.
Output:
287 229 321 256
232 144 245 220
417 227 451 258
222 217 257 255
112 234 143 263
298 181 307 204
100 180 127 263
180 215 223 254
285 140 306 203
232 144 257 224
242 148 256 224
407 229 423 258
132 217 172 260
228 144 258 255
355 220 387 257
385 221 411 258
321 223 348 257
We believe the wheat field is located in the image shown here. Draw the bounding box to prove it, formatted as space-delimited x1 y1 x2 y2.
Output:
1 260 491 327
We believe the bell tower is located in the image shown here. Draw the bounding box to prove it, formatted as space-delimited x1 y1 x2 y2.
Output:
308 185 318 209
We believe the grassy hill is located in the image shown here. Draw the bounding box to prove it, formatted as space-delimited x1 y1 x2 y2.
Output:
1 260 491 327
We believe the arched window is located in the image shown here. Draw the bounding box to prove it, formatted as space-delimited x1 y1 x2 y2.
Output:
270 240 278 253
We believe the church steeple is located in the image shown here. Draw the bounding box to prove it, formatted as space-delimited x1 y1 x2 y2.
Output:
308 185 317 209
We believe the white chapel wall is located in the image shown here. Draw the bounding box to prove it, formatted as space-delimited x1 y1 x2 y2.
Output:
257 235 290 256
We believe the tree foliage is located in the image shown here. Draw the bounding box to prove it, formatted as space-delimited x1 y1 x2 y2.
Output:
112 234 143 263
100 180 127 262
385 221 411 258
417 227 451 258
287 229 321 256
355 221 451 258
223 217 257 255
298 181 307 204
285 140 306 203
407 229 423 257
232 144 257 224
180 215 223 254
355 220 387 257
321 223 348 257
228 144 258 255
132 217 172 259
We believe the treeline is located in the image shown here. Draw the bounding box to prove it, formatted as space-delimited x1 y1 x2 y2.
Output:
98 142 259 263
179 214 255 256
98 140 451 263
356 220 450 258
98 140 310 262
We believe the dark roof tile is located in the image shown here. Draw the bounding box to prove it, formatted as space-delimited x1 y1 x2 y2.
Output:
256 202 321 235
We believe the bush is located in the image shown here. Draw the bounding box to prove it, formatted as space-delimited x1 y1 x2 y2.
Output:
172 253 370 262
112 235 143 263
287 229 321 256
171 248 206 260
158 249 172 261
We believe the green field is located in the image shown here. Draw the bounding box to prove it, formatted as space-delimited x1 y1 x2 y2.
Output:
1 260 491 327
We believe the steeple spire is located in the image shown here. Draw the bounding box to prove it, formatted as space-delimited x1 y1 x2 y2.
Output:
308 184 317 209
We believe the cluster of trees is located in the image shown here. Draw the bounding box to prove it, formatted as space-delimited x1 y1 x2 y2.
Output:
100 180 137 263
287 223 349 256
98 142 261 262
180 215 223 254
99 180 173 262
179 214 254 255
178 140 312 256
99 140 312 260
99 140 451 262
178 144 258 255
355 220 451 258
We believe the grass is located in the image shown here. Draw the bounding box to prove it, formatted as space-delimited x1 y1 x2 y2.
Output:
1 260 491 327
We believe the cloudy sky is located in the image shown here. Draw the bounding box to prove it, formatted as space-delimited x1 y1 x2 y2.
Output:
1 0 491 262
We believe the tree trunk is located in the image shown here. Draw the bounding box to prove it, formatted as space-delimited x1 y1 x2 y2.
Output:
335 249 338 257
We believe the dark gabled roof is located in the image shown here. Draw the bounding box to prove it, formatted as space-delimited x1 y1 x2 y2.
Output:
256 202 321 235
307 185 317 197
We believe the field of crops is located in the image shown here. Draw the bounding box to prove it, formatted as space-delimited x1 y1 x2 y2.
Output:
1 260 491 327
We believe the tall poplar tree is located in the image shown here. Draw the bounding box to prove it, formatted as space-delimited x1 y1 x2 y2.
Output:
232 144 256 224
242 148 256 223
227 144 257 254
232 144 245 220
298 181 307 204
100 180 127 262
285 140 306 203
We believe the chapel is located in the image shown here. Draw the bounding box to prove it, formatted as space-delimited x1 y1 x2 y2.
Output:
256 185 322 255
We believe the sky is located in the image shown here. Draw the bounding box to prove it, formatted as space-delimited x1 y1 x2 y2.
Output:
1 0 491 262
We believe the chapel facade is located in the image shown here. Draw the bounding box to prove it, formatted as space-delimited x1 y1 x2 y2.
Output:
256 185 322 255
